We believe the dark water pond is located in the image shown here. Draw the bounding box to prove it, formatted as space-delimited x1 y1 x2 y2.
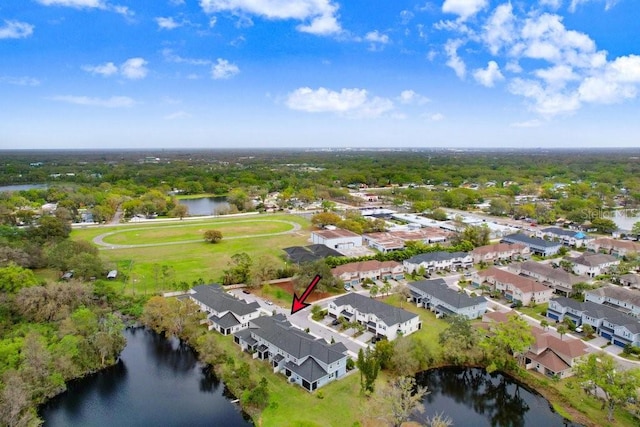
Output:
178 196 230 216
40 328 252 427
413 367 581 427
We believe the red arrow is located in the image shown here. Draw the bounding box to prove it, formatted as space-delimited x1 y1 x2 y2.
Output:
291 274 321 315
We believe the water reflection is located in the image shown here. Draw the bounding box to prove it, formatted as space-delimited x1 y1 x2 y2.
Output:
414 367 580 427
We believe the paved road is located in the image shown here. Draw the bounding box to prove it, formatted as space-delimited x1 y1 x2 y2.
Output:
92 219 302 249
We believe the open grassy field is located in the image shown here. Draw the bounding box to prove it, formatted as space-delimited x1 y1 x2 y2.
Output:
71 214 311 293
99 219 294 245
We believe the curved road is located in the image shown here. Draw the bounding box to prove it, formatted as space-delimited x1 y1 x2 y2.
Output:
92 219 302 249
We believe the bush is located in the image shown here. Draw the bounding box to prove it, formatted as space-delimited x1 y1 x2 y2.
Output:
346 357 355 370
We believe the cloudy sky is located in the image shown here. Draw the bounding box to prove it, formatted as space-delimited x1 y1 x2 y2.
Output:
1 0 639 149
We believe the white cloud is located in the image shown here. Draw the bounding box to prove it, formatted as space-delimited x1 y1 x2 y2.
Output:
428 113 445 121
0 76 40 86
162 49 211 66
200 0 342 35
444 39 466 79
51 95 135 108
36 0 133 16
442 0 488 21
170 0 185 5
400 10 414 25
483 3 515 55
534 64 579 87
82 58 148 79
164 111 190 120
209 16 218 27
82 62 118 77
120 58 148 79
156 17 182 30
211 58 239 79
397 90 430 105
509 78 581 115
539 0 562 9
0 20 34 39
511 119 543 127
505 61 522 73
365 31 389 44
473 61 504 87
285 87 394 118
569 0 620 12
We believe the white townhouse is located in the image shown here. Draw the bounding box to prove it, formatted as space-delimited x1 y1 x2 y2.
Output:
585 285 640 317
501 233 562 257
331 260 404 287
565 253 620 277
311 228 363 250
514 261 587 296
470 242 530 264
403 251 472 274
328 293 421 340
233 315 348 392
408 278 487 319
535 227 591 248
477 267 553 306
189 285 261 335
363 228 449 253
587 238 640 258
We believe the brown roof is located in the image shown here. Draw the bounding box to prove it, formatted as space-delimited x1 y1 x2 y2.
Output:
591 238 640 252
364 228 450 243
479 267 550 294
313 228 361 239
520 261 585 286
587 285 640 307
471 242 527 256
332 260 401 276
567 253 618 267
527 349 571 373
531 327 589 359
482 310 517 323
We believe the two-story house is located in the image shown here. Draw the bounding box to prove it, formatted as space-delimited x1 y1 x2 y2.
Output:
470 242 530 264
477 267 553 306
331 260 404 287
234 315 349 392
587 238 640 258
501 233 562 257
327 293 421 340
535 227 591 248
565 253 619 277
189 285 261 335
407 278 487 319
513 261 587 296
403 251 472 275
585 285 640 317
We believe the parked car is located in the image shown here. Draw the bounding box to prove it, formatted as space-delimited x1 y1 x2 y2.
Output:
242 289 250 294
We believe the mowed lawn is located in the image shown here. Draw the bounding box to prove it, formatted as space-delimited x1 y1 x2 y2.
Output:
100 219 295 245
71 214 311 293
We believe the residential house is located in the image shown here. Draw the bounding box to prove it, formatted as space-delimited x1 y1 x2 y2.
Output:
363 228 449 253
620 273 640 289
565 253 620 278
514 261 587 296
403 251 472 274
482 310 589 378
311 228 363 250
189 285 261 335
587 238 640 258
327 293 421 340
470 242 530 264
477 267 553 306
585 285 640 317
283 244 343 264
501 233 562 257
331 260 404 287
547 297 640 347
233 315 348 392
536 227 591 248
407 278 487 319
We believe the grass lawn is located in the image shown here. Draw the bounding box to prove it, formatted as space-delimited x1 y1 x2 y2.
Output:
518 303 549 321
70 214 311 294
100 219 294 245
381 293 448 359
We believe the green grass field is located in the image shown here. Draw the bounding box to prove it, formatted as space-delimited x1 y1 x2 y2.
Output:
71 214 311 293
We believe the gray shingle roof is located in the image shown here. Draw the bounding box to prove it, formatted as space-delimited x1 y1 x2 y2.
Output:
210 311 240 329
520 261 585 286
332 292 418 326
408 278 486 309
249 316 347 365
502 233 561 248
285 357 328 383
190 284 260 316
541 227 586 238
551 297 640 333
567 253 618 267
586 286 640 307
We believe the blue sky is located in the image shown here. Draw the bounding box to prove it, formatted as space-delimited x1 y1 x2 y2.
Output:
1 0 639 149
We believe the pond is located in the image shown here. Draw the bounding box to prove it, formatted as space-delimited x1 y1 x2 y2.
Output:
0 183 48 192
178 196 230 216
40 328 252 427
413 367 581 427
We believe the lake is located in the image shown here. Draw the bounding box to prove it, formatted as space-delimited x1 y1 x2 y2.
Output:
178 196 230 216
40 328 252 427
413 367 580 427
0 183 48 192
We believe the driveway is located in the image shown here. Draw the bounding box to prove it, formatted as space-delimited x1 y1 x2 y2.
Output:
588 336 610 348
356 331 374 344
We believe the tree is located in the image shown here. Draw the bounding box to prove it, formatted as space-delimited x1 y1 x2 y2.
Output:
356 348 379 395
293 259 341 293
69 252 103 280
29 215 71 243
581 323 594 338
574 353 640 421
0 263 42 293
556 324 568 340
369 284 379 299
439 315 481 365
374 339 394 370
249 255 277 288
380 280 392 297
221 253 253 285
369 376 428 427
632 221 640 239
481 314 535 372
169 204 189 219
311 212 342 228
488 198 511 216
204 229 223 244
591 218 617 234
540 319 549 330
452 224 490 248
